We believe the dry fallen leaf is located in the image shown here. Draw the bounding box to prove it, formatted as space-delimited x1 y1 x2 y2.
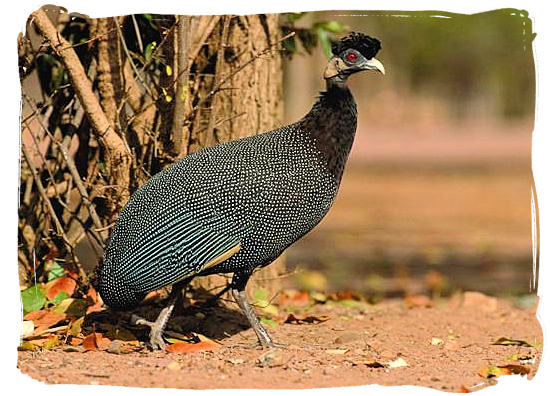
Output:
23 310 67 336
27 334 60 350
328 291 362 301
506 354 534 364
18 341 38 351
431 337 444 346
278 290 310 308
444 339 461 351
462 291 497 312
45 277 77 301
82 332 111 351
227 358 245 365
404 295 432 308
478 364 530 378
387 357 409 368
283 313 330 324
492 337 535 347
351 360 385 368
325 348 349 355
21 321 34 338
166 340 221 353
257 349 283 368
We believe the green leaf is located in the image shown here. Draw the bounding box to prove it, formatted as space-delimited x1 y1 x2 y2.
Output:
317 28 333 59
287 12 307 23
52 298 90 317
282 36 297 54
21 285 46 314
46 260 65 282
144 41 156 61
315 21 348 34
253 288 269 302
260 317 278 328
51 290 70 305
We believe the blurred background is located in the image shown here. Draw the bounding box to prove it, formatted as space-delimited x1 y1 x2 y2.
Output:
282 9 536 297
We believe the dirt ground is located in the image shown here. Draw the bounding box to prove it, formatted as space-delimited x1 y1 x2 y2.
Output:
18 292 542 392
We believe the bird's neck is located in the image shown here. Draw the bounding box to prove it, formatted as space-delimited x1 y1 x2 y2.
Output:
299 80 357 182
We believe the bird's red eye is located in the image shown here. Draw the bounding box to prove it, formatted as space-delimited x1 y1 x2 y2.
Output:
345 52 358 62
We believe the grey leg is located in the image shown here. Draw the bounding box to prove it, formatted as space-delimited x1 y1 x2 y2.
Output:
231 271 285 348
131 280 187 349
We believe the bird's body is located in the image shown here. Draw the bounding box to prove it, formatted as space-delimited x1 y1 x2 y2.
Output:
100 86 355 311
98 32 384 349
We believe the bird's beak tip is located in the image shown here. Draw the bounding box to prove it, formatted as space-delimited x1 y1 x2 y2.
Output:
365 57 385 75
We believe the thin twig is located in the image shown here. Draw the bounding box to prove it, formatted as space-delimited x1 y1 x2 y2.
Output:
192 31 295 113
131 15 144 54
114 17 154 99
23 93 106 245
21 143 90 286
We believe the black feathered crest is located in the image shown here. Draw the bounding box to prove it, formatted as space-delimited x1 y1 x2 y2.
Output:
331 32 381 60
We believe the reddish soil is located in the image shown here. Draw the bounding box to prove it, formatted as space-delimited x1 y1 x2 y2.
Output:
18 293 542 392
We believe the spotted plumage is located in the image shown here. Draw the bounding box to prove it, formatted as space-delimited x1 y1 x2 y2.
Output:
97 32 384 349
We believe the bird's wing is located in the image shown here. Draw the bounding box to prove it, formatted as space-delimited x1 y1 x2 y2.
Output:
128 212 243 293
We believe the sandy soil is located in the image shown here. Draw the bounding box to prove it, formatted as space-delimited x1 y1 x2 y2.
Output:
18 293 542 392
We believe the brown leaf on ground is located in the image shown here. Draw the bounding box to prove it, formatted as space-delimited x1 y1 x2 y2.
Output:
166 340 221 353
103 324 139 342
492 337 535 347
23 310 66 335
478 364 530 378
52 298 90 316
257 349 283 368
45 277 77 300
27 334 59 349
70 337 83 346
404 295 432 308
18 341 38 351
278 291 310 308
82 332 111 351
283 313 330 325
444 339 461 351
107 339 138 354
351 360 385 368
328 291 362 301
325 348 348 355
387 357 409 368
21 321 34 338
462 291 497 312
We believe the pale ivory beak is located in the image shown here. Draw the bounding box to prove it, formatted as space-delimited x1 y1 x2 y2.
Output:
365 57 385 75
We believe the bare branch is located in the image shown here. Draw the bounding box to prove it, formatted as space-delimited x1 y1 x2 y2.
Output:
23 93 107 245
171 15 191 156
193 31 295 113
31 8 131 205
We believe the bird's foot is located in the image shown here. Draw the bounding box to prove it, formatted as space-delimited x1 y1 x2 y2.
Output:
149 327 166 350
130 314 167 350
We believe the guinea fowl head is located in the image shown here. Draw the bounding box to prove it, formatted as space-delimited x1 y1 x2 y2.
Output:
324 32 385 85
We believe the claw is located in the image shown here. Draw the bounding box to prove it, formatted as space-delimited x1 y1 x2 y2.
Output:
149 327 166 350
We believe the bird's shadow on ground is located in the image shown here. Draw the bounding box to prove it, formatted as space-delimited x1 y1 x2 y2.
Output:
85 287 251 344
